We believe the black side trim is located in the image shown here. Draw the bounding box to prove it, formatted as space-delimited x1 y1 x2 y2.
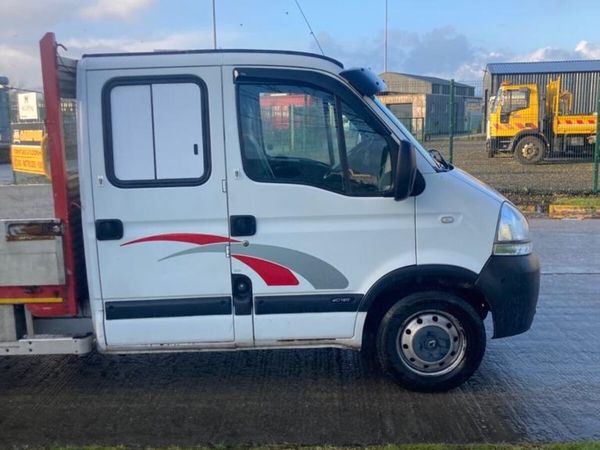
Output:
358 265 479 312
106 297 232 320
101 75 211 189
475 253 540 339
255 294 363 315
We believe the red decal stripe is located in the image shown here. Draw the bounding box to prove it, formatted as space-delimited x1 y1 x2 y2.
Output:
577 119 584 124
516 123 525 129
589 119 595 124
122 233 238 247
232 254 299 286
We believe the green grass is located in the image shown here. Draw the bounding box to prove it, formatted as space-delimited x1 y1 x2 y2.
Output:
45 443 600 450
552 196 600 207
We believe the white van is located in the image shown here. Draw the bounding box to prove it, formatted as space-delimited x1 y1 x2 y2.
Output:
0 34 539 391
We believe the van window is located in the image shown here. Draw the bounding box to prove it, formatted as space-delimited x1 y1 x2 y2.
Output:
341 101 393 194
238 83 393 195
104 77 209 187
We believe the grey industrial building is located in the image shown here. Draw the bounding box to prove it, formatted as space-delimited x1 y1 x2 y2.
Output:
483 60 600 125
377 72 481 138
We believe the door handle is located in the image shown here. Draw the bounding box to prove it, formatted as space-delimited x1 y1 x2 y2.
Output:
230 215 256 237
95 219 124 241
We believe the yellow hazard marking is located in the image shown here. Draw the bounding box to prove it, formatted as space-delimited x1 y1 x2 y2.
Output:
0 297 63 305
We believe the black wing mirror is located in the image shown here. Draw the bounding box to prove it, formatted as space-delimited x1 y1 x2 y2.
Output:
393 139 417 201
428 148 451 169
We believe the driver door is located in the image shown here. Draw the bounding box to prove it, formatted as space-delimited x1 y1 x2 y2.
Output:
223 67 416 344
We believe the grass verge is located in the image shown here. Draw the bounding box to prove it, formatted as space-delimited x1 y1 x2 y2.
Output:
552 196 600 207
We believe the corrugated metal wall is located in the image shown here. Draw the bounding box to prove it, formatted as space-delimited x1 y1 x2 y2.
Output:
489 71 600 115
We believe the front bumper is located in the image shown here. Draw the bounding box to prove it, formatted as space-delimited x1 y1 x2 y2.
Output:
475 253 540 339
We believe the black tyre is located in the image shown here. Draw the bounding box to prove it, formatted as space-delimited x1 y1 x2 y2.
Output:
376 291 485 391
486 140 495 158
514 135 545 164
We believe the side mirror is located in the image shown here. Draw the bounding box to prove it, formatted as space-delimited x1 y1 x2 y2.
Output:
393 139 417 201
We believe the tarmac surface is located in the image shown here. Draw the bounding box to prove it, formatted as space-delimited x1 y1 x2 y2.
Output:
0 218 599 447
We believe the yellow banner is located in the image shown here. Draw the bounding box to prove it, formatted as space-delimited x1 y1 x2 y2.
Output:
11 144 48 176
12 129 44 144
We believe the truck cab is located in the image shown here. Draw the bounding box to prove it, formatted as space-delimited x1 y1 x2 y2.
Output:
487 82 540 160
0 33 540 392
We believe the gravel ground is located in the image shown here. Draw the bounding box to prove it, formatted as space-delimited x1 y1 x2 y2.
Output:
431 138 596 193
0 219 598 447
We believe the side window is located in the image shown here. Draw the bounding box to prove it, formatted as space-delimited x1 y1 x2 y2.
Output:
501 88 529 113
104 77 209 187
238 82 393 196
341 101 393 194
239 84 344 192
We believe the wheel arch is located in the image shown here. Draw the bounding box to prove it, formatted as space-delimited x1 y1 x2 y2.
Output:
509 130 548 153
359 265 489 350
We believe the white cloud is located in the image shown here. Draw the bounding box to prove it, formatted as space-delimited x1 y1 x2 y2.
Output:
574 40 600 59
81 0 155 20
64 30 242 55
0 45 41 90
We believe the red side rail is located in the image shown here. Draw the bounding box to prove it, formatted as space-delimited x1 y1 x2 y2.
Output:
26 33 78 317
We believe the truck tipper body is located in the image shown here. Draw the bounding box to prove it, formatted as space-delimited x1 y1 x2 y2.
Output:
0 33 540 391
487 78 597 164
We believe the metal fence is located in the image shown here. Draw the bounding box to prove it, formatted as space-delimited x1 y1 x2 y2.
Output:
2 74 600 195
378 75 600 194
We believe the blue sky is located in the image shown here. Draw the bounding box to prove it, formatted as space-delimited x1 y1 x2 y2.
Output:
3 0 600 88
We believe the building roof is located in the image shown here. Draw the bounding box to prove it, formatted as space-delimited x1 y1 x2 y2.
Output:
380 72 473 88
487 60 600 74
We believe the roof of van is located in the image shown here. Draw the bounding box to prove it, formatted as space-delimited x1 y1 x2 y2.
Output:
82 48 343 68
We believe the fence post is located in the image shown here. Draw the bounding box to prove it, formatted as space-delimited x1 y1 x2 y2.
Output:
594 90 600 194
449 79 455 164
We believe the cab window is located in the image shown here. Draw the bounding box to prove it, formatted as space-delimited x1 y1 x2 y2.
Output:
237 82 394 196
500 88 530 113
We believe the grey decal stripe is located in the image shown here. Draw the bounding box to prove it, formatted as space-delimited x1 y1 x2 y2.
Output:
158 243 226 261
234 244 349 289
160 243 349 289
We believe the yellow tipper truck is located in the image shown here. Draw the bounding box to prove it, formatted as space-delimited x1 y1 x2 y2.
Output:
486 77 597 164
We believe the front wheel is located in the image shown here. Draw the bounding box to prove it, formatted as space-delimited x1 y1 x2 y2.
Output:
514 135 546 164
376 291 486 391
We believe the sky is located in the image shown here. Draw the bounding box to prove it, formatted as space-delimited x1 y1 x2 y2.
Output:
3 0 600 90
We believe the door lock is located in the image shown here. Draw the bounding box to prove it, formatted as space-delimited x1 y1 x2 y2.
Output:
232 274 252 315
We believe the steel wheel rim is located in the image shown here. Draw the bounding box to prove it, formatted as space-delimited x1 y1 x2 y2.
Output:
396 310 467 376
521 142 539 159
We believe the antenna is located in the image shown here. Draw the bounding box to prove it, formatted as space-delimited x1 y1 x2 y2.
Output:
293 0 325 56
384 0 388 72
212 0 217 49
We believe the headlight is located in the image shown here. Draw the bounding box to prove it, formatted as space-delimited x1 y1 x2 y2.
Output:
493 202 532 256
